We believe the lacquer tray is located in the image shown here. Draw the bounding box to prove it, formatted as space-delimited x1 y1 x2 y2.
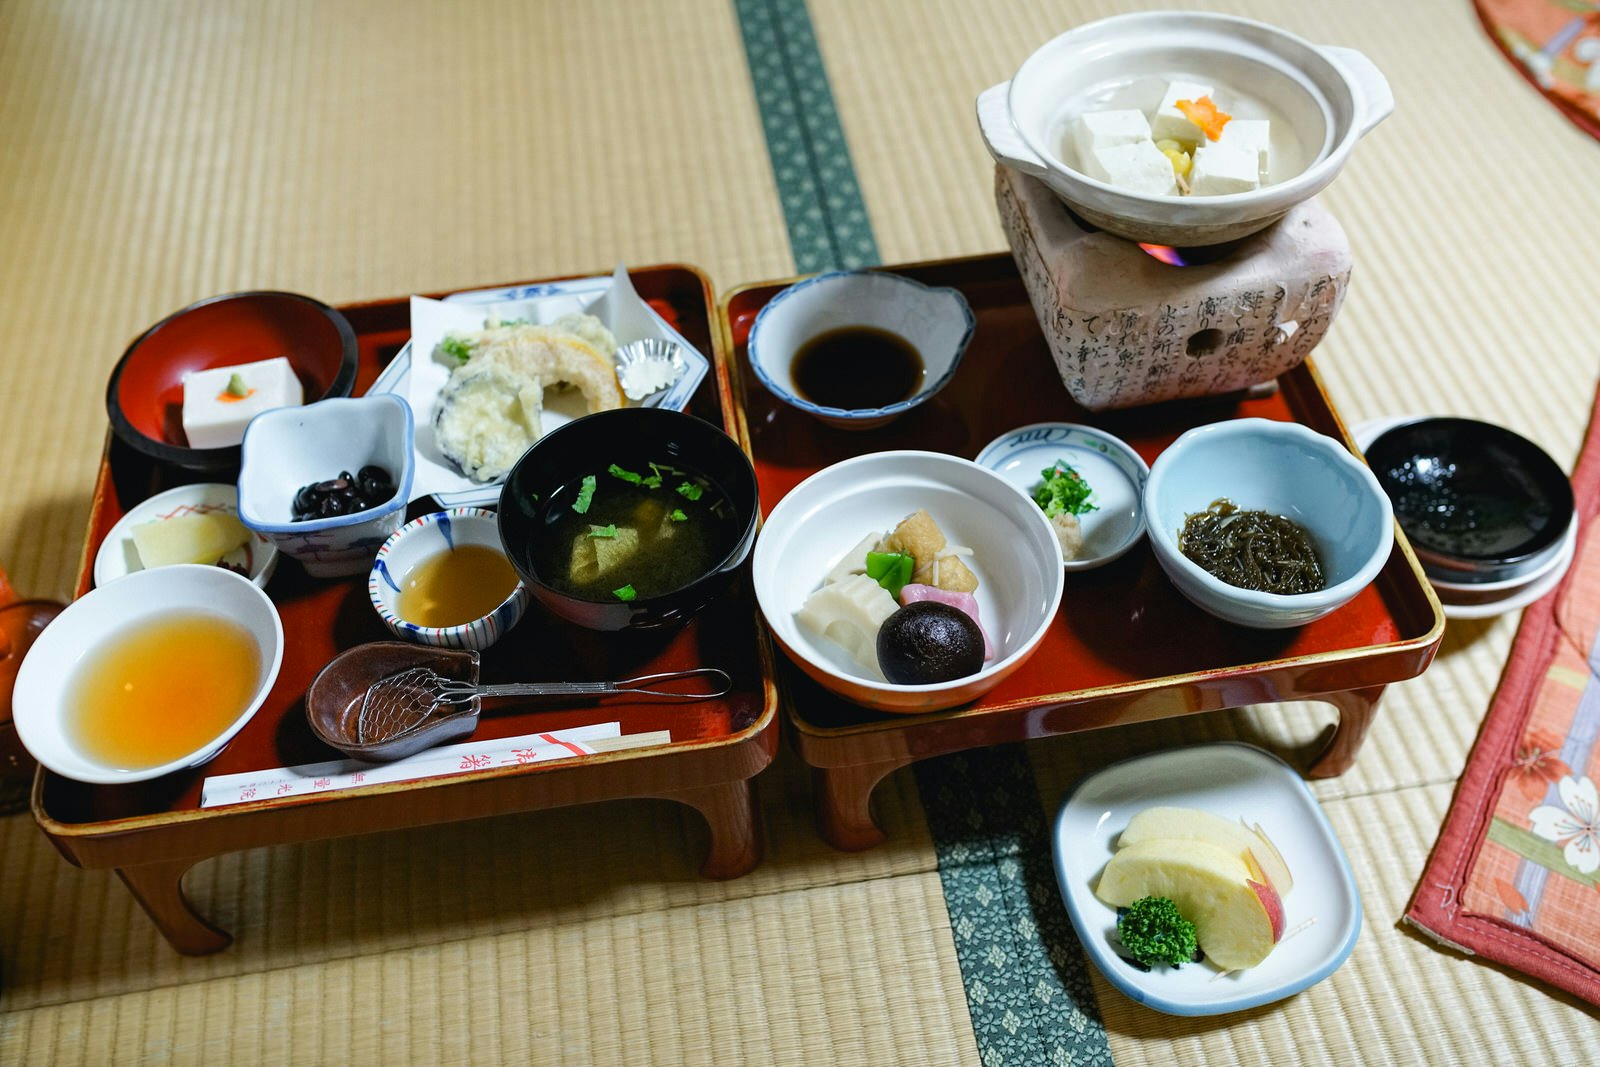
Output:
717 253 1444 851
34 265 779 954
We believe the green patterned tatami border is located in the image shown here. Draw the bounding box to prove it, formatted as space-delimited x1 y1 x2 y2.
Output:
730 2 1111 1061
731 0 880 273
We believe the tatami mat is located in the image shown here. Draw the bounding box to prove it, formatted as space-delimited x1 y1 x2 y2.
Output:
4 0 1600 1063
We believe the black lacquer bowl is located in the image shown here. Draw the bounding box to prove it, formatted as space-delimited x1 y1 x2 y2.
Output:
497 408 759 632
1365 417 1573 584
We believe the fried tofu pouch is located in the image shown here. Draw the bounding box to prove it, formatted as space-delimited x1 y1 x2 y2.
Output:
876 509 979 593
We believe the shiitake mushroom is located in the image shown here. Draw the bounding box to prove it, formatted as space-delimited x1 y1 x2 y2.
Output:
876 601 985 684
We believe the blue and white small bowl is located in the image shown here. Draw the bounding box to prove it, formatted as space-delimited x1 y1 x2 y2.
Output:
369 507 529 651
747 271 975 430
1144 419 1393 629
237 394 415 578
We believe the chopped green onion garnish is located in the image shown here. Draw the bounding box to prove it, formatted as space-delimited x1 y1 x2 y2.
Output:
572 474 597 514
439 336 473 364
613 584 637 602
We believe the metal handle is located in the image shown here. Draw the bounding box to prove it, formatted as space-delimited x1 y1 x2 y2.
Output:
467 668 731 702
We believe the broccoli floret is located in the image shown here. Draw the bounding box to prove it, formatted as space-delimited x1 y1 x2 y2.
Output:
1033 461 1097 518
1116 896 1198 969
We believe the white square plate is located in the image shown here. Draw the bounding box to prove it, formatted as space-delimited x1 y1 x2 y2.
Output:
1053 742 1362 1015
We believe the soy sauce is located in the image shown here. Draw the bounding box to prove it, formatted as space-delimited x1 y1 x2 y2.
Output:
791 326 924 409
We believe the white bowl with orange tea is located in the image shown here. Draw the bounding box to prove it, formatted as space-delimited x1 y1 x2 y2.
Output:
367 507 530 651
13 565 284 784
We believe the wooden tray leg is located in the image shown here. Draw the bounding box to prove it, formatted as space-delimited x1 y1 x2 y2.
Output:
1306 684 1385 779
115 859 232 955
813 757 912 852
669 779 764 880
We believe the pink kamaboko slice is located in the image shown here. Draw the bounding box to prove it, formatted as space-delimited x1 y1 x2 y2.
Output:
899 584 994 660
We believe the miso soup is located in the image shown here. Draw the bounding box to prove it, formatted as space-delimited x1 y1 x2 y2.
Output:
530 459 738 602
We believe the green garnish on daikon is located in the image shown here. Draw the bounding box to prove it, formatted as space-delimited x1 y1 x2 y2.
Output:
1034 461 1097 518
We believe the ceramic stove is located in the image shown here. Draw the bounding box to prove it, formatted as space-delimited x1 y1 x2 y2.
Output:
995 165 1353 411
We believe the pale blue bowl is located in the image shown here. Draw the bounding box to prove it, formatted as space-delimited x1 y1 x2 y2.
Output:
1143 419 1393 629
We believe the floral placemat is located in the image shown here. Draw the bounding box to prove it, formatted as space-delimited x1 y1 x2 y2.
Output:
1406 395 1600 1006
1477 0 1600 142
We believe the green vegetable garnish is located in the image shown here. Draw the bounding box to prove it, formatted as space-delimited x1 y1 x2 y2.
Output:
670 509 688 522
865 551 915 599
439 336 473 364
644 462 670 489
484 316 530 328
613 584 637 602
608 464 643 485
1033 460 1097 518
588 524 618 539
1116 896 1198 969
224 373 250 398
676 481 704 501
572 474 597 514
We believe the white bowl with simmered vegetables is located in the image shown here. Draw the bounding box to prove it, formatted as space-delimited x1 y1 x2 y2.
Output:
1143 419 1392 629
752 450 1064 713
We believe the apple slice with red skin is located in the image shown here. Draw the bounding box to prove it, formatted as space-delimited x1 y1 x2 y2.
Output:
1096 838 1283 970
1117 806 1293 896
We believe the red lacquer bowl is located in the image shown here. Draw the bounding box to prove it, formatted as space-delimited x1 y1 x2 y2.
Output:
106 291 359 472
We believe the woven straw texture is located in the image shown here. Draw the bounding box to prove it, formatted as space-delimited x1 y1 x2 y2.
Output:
3 0 1600 1063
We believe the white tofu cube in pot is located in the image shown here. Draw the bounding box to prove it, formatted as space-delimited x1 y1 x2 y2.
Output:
181 356 304 449
1214 118 1270 179
1150 80 1215 143
1086 140 1178 196
1071 109 1152 166
1190 143 1261 195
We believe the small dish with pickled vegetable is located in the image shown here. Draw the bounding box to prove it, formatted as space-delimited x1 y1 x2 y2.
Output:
497 407 759 632
1143 419 1392 629
976 422 1148 570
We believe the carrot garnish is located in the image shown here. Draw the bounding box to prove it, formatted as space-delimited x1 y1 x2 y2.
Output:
1175 95 1232 141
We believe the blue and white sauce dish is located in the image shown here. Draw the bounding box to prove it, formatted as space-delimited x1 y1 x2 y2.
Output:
976 422 1150 570
368 508 530 651
237 394 416 577
746 271 975 430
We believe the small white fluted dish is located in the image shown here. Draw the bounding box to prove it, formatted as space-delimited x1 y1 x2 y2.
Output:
746 271 975 430
976 422 1149 570
752 450 1064 713
368 507 530 651
1143 419 1393 629
237 394 416 577
12 565 284 785
976 11 1393 246
94 482 277 589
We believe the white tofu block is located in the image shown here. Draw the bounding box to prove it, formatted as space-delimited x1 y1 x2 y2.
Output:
1071 109 1152 165
182 356 304 449
1190 143 1261 195
1150 80 1215 143
1214 118 1270 177
1086 141 1178 196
